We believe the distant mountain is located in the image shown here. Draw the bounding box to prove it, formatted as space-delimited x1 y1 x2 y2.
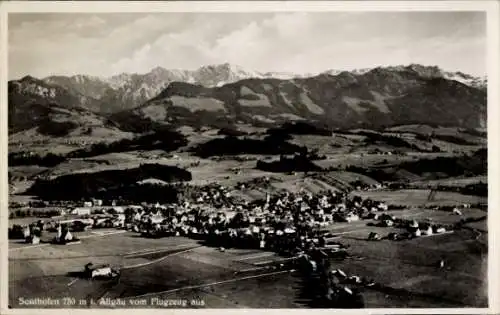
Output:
322 68 372 76
9 64 487 135
9 76 94 133
114 64 486 131
33 64 352 113
8 76 129 142
442 72 487 90
43 74 111 101
38 63 487 115
382 64 487 90
40 63 312 113
323 64 487 90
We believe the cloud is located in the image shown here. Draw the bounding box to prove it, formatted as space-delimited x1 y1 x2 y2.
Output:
8 12 487 79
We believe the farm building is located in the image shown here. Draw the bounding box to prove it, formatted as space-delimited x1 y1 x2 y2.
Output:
388 232 399 241
383 220 394 227
111 206 125 213
154 203 167 210
377 202 388 211
409 220 419 228
26 235 40 244
422 226 433 236
71 207 91 216
82 201 93 208
365 212 379 220
368 232 381 241
147 215 165 224
344 213 360 222
435 227 447 234
92 199 103 206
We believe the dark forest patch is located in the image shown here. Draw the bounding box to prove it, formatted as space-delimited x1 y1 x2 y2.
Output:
25 163 192 201
67 128 188 159
267 121 333 137
256 155 323 173
37 120 79 137
191 135 306 158
9 152 66 167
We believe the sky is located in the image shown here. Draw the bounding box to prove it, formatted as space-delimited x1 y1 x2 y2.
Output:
8 11 486 80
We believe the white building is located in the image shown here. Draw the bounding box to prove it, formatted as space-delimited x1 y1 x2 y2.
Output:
112 206 125 213
378 203 388 211
345 213 360 222
436 227 446 234
83 201 93 208
422 226 433 236
71 207 91 216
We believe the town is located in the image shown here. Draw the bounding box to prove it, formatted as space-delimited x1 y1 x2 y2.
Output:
9 177 486 308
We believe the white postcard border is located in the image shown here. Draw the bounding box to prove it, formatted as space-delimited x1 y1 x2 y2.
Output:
0 1 498 314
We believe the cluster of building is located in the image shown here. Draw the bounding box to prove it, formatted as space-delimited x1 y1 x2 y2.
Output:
296 249 372 307
9 221 44 244
125 189 391 256
11 185 394 252
368 213 451 241
11 180 459 260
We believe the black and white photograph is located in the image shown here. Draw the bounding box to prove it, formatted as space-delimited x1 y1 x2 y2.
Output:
1 1 498 311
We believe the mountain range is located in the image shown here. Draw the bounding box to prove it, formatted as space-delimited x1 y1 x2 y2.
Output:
8 63 487 136
41 63 317 114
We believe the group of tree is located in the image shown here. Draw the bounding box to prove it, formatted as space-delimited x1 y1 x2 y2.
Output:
25 163 192 201
360 131 424 151
256 152 323 173
68 128 188 159
460 182 487 197
399 153 486 177
8 151 66 167
191 135 306 158
37 121 78 137
267 121 333 137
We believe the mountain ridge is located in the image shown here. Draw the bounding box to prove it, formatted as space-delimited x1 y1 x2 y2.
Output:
8 63 487 135
115 66 486 131
29 63 487 114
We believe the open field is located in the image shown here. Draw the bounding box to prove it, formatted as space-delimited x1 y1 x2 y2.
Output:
9 220 487 308
9 231 297 308
410 175 487 188
384 208 487 225
8 123 488 309
330 228 487 307
351 189 487 207
314 154 418 169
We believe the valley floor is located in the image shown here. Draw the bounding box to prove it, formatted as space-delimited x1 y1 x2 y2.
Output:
8 125 488 309
9 205 487 308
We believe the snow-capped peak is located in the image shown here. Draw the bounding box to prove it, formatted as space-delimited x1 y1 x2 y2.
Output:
443 72 487 89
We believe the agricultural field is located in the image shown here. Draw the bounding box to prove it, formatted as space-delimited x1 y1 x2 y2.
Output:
410 175 487 188
331 228 487 307
9 231 296 308
9 214 487 309
351 189 487 207
8 122 488 309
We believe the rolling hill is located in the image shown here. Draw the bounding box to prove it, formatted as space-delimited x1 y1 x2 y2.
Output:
40 63 312 114
32 63 487 116
9 64 487 136
8 76 132 152
115 65 486 130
